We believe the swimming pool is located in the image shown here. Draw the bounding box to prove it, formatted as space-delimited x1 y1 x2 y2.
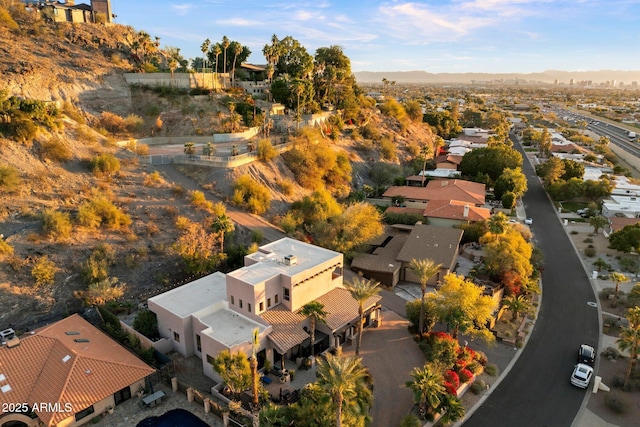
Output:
136 408 211 427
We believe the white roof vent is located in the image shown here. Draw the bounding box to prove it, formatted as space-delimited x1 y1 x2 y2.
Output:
284 255 298 266
1 384 11 393
62 355 71 363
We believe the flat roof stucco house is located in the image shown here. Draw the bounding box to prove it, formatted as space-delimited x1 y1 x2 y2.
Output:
148 238 381 383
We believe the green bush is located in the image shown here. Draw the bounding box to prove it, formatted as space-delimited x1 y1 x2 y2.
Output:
584 247 597 257
0 238 14 259
379 137 396 161
81 244 115 283
133 310 160 340
484 363 499 377
32 256 58 287
78 195 131 230
39 138 73 162
42 208 72 239
604 393 626 414
0 165 21 192
399 414 421 427
90 153 121 176
232 175 271 214
470 380 486 395
257 139 278 162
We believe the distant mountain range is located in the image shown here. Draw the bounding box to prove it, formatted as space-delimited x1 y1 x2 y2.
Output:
353 70 640 86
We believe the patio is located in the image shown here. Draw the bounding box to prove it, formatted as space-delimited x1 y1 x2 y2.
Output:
259 357 319 403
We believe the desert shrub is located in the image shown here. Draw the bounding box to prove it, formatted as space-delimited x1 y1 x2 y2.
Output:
123 114 144 133
90 153 121 176
601 346 621 360
0 237 14 259
171 184 185 196
583 237 593 244
470 380 486 395
379 136 396 160
81 244 115 283
278 212 302 235
0 165 21 192
136 143 149 155
175 215 192 230
466 361 483 375
604 393 626 414
232 175 271 214
31 256 58 287
76 277 125 306
62 101 85 124
484 363 499 377
143 171 163 187
473 350 489 366
77 195 131 230
584 247 596 257
41 208 72 239
133 310 159 340
384 211 425 225
74 125 98 144
360 122 380 140
0 8 19 30
97 111 127 133
611 376 625 389
277 179 294 196
399 414 421 427
570 230 578 235
39 138 72 162
257 139 278 162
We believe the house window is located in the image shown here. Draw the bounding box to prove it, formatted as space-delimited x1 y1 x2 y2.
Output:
259 302 264 311
196 334 201 352
275 294 279 304
248 303 252 313
75 405 95 422
267 298 271 308
283 288 290 301
239 299 243 309
231 295 235 305
173 331 180 343
206 354 215 365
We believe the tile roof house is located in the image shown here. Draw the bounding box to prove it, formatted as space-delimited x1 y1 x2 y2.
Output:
382 179 486 209
148 238 381 383
422 200 491 227
351 224 464 287
0 314 155 427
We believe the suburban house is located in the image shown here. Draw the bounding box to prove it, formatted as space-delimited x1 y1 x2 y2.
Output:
601 176 640 218
350 224 464 288
382 179 486 209
148 238 382 383
422 200 491 227
0 314 155 427
24 0 114 24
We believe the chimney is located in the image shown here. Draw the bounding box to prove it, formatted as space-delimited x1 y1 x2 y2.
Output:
463 204 469 218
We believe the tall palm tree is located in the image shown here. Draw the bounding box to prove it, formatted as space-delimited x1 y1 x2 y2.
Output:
405 364 445 419
168 58 178 86
408 258 442 335
222 36 230 88
231 42 243 86
617 307 640 389
343 277 380 356
316 351 373 427
200 38 210 88
419 144 431 187
212 44 222 91
487 212 509 235
300 301 328 358
609 271 629 299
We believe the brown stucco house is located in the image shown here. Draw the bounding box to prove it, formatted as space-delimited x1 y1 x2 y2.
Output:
0 314 155 427
382 179 486 209
350 224 464 288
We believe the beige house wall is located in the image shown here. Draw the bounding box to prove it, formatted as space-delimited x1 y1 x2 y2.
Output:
123 72 225 91
147 299 192 357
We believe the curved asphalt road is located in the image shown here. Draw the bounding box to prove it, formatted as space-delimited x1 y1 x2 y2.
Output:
463 136 600 427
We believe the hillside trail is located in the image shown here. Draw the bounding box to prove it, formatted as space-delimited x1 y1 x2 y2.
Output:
153 164 286 243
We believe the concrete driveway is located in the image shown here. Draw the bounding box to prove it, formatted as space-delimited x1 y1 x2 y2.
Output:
342 306 426 427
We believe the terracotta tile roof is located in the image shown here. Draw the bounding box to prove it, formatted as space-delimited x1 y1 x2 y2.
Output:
383 179 485 205
609 217 640 232
396 224 463 267
384 206 426 216
423 200 491 222
260 289 381 354
0 314 156 426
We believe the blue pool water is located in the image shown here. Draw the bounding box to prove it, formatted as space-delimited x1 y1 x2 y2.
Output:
136 408 211 427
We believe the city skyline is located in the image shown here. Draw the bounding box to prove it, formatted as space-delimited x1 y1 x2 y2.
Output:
112 0 640 74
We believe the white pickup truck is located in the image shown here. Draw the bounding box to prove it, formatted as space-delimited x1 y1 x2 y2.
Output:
630 131 637 139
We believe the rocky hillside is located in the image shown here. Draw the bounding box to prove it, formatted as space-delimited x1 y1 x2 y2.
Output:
0 18 434 333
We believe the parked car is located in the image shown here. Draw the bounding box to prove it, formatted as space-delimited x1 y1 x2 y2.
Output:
525 217 533 225
577 344 596 366
571 363 594 389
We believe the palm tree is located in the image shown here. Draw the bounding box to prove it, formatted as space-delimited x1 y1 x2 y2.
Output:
316 351 373 427
168 58 178 86
589 215 608 234
259 403 287 426
405 364 445 419
609 271 629 299
231 42 243 86
616 307 640 389
222 36 230 88
487 212 509 235
200 38 210 88
502 294 531 322
300 301 328 358
343 277 380 356
212 44 222 90
436 393 465 426
419 144 431 187
408 258 442 335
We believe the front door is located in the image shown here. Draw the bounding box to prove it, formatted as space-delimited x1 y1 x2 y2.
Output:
113 385 132 406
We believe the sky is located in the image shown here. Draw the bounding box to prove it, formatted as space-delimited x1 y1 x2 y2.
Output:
112 0 640 74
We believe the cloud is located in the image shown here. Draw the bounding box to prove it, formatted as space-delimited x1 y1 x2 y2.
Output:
221 18 263 27
170 3 194 16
